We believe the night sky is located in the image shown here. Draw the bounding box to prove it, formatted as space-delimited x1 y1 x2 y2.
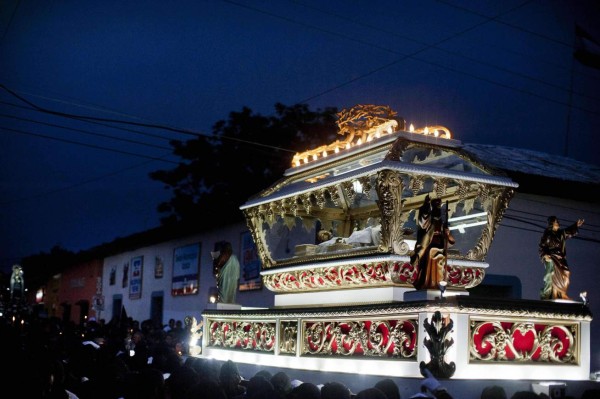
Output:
1 0 599 273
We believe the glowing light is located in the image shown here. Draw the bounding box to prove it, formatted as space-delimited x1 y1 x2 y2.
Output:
352 180 363 194
288 105 450 168
580 291 588 305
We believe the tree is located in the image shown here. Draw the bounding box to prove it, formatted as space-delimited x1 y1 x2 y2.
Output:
149 103 339 227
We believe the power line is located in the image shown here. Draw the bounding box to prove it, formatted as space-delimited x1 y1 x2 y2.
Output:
0 113 173 151
231 1 600 115
0 84 296 154
291 0 600 104
0 100 177 142
0 125 180 165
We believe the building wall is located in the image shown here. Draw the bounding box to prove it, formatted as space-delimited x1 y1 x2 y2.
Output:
57 258 102 323
101 223 273 327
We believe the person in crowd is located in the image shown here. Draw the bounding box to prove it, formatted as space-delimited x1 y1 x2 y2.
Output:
410 196 455 290
164 318 176 332
218 359 246 399
321 381 352 399
212 241 241 303
481 385 507 399
166 364 199 399
270 371 293 399
355 387 388 399
243 375 277 399
373 378 401 399
538 216 584 300
288 382 321 399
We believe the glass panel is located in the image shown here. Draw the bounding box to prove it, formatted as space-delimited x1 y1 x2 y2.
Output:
261 175 382 264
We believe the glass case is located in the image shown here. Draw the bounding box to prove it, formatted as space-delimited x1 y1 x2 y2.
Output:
242 133 516 270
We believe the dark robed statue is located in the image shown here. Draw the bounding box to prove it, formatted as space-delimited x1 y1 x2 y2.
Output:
538 216 584 300
410 195 455 290
211 241 241 303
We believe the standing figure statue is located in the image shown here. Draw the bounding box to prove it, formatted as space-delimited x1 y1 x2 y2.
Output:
410 195 455 290
539 216 584 300
10 264 25 300
211 241 241 303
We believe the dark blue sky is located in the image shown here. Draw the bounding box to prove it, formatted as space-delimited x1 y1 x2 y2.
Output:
1 0 599 273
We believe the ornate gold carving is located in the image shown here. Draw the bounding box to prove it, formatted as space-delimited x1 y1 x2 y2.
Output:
315 189 327 209
408 175 425 196
207 320 276 353
244 208 274 268
445 265 485 289
390 261 418 285
291 105 402 167
185 316 204 356
341 181 356 203
466 188 514 260
469 319 577 364
327 186 341 206
302 317 418 359
433 178 448 198
263 262 394 293
358 176 373 199
280 321 298 355
376 170 404 253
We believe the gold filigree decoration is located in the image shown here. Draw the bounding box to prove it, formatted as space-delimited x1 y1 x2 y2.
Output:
469 319 577 364
243 208 274 268
302 318 418 359
445 265 485 288
341 181 356 203
433 178 448 198
291 105 402 168
408 175 425 196
283 215 296 231
358 176 373 199
263 262 394 293
300 193 312 214
466 188 514 260
207 320 276 352
376 170 404 253
185 316 204 356
315 189 327 209
280 321 298 355
327 187 341 206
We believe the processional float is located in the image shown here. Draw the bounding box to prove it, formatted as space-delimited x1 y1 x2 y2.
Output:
193 104 591 381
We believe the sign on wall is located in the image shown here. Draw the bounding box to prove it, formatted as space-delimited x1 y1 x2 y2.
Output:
239 231 262 291
172 243 200 296
129 256 143 300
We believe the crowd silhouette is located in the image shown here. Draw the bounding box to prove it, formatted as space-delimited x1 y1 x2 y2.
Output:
1 313 598 399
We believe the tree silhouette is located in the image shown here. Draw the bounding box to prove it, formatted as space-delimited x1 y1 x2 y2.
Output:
150 103 338 227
